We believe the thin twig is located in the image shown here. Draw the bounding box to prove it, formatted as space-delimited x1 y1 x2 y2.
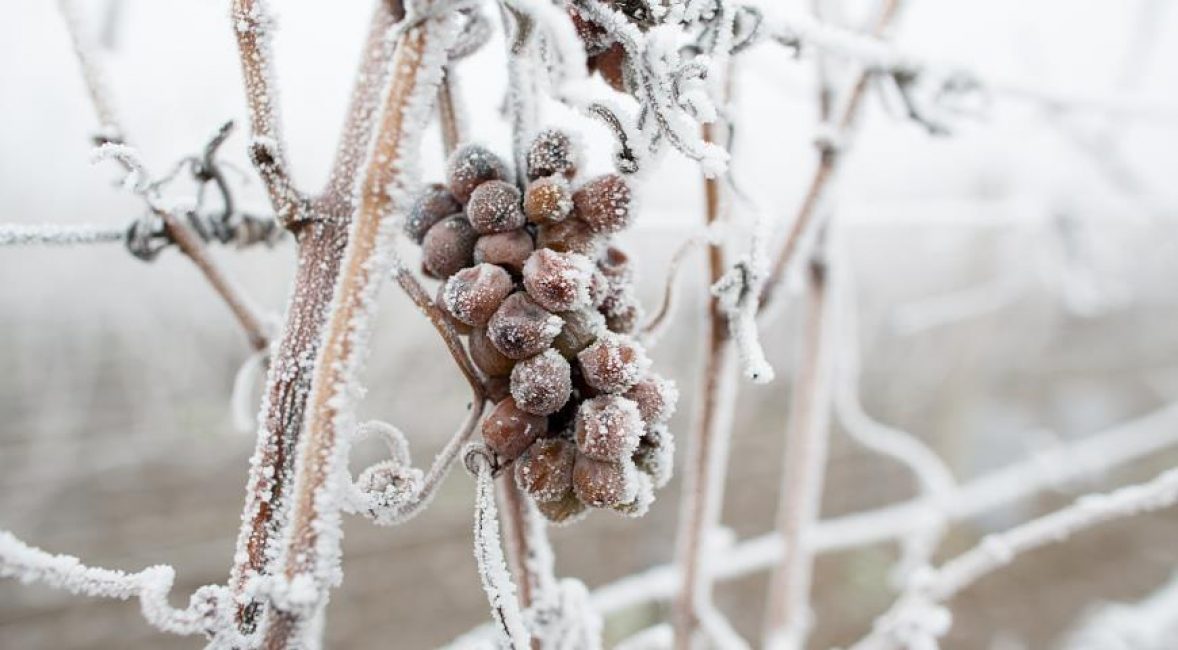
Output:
641 235 703 345
58 0 124 142
848 467 1178 650
437 67 464 157
586 399 1178 617
758 0 905 316
231 0 303 225
671 119 739 650
0 223 124 246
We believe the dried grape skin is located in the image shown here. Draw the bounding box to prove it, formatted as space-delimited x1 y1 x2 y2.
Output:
482 397 546 460
422 215 478 279
573 454 638 508
487 292 565 360
537 217 601 257
623 374 678 426
536 489 588 525
510 349 572 416
526 129 578 180
574 394 644 461
404 183 461 243
446 144 509 203
577 333 650 394
474 229 534 276
443 263 514 327
515 438 577 502
522 249 594 313
469 327 516 378
524 176 574 225
573 174 632 234
467 180 526 235
552 307 606 359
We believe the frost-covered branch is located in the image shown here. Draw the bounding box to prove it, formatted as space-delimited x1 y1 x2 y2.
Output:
0 223 125 246
231 0 304 225
762 255 834 650
758 0 905 317
58 0 124 143
587 399 1178 616
260 11 457 645
468 447 533 649
320 0 405 208
849 467 1178 650
829 229 957 585
0 531 237 641
671 119 740 649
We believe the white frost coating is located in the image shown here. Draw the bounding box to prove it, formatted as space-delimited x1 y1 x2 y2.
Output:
470 454 532 648
0 223 125 246
262 10 460 643
712 207 775 384
0 531 238 640
58 0 124 141
583 400 1178 618
1061 573 1178 650
850 467 1178 650
827 229 956 587
91 143 151 195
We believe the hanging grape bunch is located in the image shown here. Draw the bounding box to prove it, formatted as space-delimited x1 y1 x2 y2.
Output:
404 129 678 525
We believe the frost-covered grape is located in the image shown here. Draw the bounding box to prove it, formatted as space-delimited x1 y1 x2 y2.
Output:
443 263 513 327
537 217 601 257
469 327 516 378
603 298 640 334
422 215 478 278
573 174 632 234
588 268 609 308
482 397 546 460
487 292 564 360
474 229 534 275
574 394 643 461
404 183 462 243
598 246 632 280
524 176 573 225
435 283 472 335
573 454 638 508
523 249 594 313
569 8 611 56
613 471 654 518
633 424 674 488
511 349 572 416
536 489 588 525
577 332 650 393
515 438 577 502
623 374 678 426
552 307 606 359
467 180 526 235
447 144 509 203
526 129 578 180
589 43 627 93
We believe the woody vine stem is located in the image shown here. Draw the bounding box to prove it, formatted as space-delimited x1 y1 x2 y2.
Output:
2 0 1178 649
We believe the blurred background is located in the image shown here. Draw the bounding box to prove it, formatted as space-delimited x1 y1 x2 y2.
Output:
3 0 1178 648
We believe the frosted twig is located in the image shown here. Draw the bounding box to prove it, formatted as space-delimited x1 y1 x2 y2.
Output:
0 531 238 641
849 467 1178 650
469 447 533 649
586 399 1178 616
320 0 405 209
260 12 457 646
762 255 834 650
700 602 752 650
231 0 304 225
58 0 124 142
0 223 124 246
829 228 957 585
641 234 703 345
758 0 906 317
671 119 739 649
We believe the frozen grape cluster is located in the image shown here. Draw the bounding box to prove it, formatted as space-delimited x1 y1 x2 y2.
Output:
403 130 678 525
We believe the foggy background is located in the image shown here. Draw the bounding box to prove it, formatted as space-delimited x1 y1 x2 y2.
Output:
2 0 1178 648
